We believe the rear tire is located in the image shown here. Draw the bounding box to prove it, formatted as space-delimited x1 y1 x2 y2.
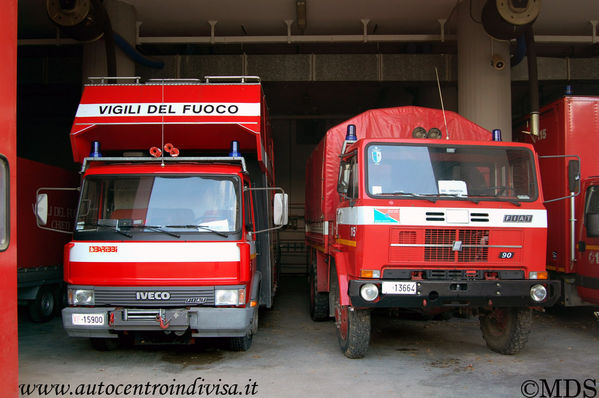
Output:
331 266 370 358
479 307 532 354
28 286 56 323
309 252 330 321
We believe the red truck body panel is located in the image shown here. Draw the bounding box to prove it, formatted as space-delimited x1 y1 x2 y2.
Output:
71 83 273 181
518 96 599 305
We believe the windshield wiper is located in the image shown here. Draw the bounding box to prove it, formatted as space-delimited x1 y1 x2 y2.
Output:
166 224 230 238
84 223 133 238
389 192 437 203
125 224 181 238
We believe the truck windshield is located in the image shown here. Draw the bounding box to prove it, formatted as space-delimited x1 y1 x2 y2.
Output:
76 175 240 233
366 144 537 202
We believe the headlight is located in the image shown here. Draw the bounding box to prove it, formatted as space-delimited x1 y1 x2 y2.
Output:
360 283 379 302
215 288 246 306
69 288 95 306
530 284 548 302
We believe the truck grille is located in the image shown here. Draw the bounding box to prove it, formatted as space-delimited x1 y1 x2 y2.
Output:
94 286 215 307
390 228 493 263
425 229 489 263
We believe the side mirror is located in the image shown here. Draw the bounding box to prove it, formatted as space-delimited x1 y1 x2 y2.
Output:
587 213 599 237
337 165 350 194
568 159 580 193
35 193 48 226
79 199 90 218
273 193 288 226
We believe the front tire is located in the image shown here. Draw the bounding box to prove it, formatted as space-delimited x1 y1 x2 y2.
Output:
479 307 532 354
229 307 258 351
28 286 56 323
331 266 370 358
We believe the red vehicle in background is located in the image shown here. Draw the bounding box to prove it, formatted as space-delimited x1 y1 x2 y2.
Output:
37 76 287 351
517 96 599 307
18 158 78 322
305 106 560 358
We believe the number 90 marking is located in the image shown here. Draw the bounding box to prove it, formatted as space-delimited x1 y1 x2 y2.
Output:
499 252 514 259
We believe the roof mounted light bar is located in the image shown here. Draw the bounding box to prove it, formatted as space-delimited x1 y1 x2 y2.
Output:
204 76 261 83
80 156 247 174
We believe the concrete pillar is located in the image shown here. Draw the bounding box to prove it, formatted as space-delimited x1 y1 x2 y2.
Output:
82 0 137 81
456 0 512 141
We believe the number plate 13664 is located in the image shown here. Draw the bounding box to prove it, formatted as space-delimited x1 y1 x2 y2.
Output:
382 281 417 295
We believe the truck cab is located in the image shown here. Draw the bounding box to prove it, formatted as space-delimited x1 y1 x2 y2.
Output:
576 177 599 304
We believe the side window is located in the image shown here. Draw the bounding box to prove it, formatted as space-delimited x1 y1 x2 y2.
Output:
0 155 9 251
244 185 253 232
584 186 599 237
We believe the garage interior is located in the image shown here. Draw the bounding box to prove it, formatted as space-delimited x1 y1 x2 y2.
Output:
17 0 599 274
7 1 599 396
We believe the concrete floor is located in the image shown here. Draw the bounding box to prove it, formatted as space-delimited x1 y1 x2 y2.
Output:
18 276 599 398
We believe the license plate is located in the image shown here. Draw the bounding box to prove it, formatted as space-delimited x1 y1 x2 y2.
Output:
382 281 417 295
72 313 105 326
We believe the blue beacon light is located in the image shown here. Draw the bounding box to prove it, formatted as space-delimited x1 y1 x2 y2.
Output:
229 140 241 157
492 129 502 142
346 124 357 141
90 141 102 157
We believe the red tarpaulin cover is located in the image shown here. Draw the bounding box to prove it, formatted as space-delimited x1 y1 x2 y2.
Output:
306 106 493 222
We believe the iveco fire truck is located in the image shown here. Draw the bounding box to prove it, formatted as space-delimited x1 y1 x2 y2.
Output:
37 76 287 351
305 106 560 358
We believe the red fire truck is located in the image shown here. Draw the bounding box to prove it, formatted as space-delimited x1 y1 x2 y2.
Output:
517 96 599 307
37 76 287 351
305 106 560 358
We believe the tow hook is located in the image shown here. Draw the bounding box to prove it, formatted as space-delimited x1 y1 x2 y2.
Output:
156 310 170 329
108 312 115 327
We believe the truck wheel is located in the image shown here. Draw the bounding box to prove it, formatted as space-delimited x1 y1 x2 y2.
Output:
230 308 257 351
479 307 532 355
229 334 253 351
331 267 370 358
90 337 119 351
28 286 56 323
309 253 330 321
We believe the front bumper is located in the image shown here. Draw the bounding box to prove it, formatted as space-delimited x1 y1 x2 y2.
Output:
62 305 255 339
349 279 561 309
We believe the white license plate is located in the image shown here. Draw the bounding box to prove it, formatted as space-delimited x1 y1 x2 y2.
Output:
72 313 105 326
382 281 417 295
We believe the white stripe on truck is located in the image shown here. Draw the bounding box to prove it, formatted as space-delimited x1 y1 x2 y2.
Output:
69 242 242 263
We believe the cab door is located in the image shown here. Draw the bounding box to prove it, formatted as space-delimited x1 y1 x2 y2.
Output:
576 181 599 305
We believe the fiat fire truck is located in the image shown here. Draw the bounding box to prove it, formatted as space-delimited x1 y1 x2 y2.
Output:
517 95 599 307
37 76 287 350
305 106 560 358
